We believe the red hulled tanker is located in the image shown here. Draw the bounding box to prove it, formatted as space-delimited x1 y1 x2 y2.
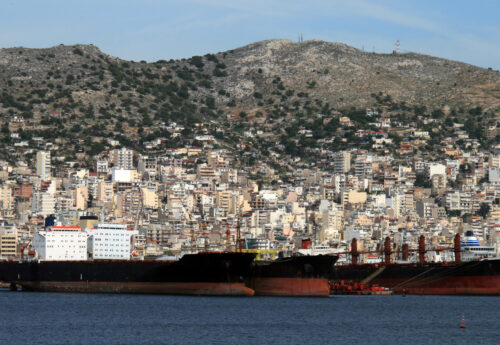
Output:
331 234 500 296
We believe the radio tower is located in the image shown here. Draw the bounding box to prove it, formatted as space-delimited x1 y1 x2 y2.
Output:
394 40 400 54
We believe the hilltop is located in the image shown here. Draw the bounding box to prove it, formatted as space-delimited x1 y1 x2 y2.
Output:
0 40 498 172
203 39 500 111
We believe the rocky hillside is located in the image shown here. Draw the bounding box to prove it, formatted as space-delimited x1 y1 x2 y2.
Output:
0 39 498 170
210 39 500 111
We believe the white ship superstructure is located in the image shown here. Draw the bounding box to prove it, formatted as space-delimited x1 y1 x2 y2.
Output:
33 226 87 261
87 223 138 260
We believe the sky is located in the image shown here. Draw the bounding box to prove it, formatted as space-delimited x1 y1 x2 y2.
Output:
0 0 499 69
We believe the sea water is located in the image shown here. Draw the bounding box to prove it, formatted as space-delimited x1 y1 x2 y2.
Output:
0 291 498 345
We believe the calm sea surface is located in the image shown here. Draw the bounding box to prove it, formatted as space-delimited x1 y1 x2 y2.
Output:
0 290 498 345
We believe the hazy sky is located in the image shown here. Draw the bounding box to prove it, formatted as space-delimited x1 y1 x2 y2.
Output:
1 0 499 69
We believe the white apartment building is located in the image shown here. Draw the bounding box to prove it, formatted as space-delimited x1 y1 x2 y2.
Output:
97 181 114 203
0 184 14 213
32 180 56 217
355 155 373 177
36 150 52 180
95 160 110 174
87 223 138 260
32 192 56 216
33 226 87 261
334 151 351 174
112 147 134 170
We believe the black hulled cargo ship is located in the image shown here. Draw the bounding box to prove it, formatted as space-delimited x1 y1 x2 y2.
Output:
0 252 257 296
0 252 340 297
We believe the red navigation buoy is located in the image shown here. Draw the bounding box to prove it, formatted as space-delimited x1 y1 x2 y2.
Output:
459 315 466 329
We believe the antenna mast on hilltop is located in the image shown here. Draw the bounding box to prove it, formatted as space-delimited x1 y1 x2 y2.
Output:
394 40 400 54
298 33 304 43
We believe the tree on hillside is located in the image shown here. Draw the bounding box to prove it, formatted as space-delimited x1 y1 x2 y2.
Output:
414 173 431 188
477 203 490 219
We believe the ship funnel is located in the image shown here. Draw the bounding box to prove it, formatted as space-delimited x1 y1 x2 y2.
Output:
44 215 56 229
301 239 312 249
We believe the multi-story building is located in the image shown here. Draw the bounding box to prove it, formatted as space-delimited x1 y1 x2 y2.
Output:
138 156 157 177
445 191 461 211
491 154 500 169
355 155 373 177
216 190 232 212
321 205 344 243
142 187 159 209
13 183 33 200
0 222 17 257
118 189 142 217
73 185 89 211
36 150 51 180
320 185 336 201
416 198 436 220
31 180 56 216
431 174 447 195
0 184 14 215
111 147 134 170
33 226 87 261
97 181 114 203
393 193 406 218
95 160 110 175
55 194 74 212
490 205 500 222
197 164 219 182
334 151 351 174
460 192 472 214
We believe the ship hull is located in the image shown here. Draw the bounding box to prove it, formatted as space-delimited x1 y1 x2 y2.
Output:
331 259 500 296
248 255 338 297
0 252 256 296
18 281 254 296
1 254 339 297
393 276 500 295
250 277 330 297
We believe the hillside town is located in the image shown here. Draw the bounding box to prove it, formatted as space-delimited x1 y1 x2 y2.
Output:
1 119 500 262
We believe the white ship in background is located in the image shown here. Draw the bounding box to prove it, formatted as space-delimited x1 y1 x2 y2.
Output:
461 231 497 261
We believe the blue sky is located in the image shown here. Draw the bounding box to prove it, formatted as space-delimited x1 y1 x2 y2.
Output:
1 0 499 69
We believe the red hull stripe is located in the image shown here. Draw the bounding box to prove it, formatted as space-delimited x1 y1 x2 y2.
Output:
392 276 500 295
252 278 330 297
18 281 255 296
393 287 500 295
